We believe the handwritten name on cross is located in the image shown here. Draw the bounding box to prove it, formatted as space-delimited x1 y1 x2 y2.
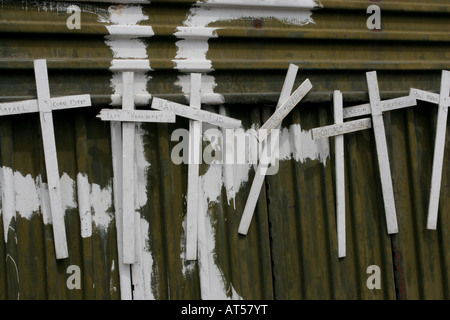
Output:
311 91 372 258
151 80 241 261
238 65 313 235
97 62 176 265
0 59 92 259
410 70 450 230
320 72 416 236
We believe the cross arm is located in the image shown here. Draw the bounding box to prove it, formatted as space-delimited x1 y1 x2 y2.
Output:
151 97 241 129
97 109 176 123
0 94 91 117
257 78 312 143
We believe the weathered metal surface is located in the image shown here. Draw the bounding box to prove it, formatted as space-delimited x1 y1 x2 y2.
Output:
0 0 449 300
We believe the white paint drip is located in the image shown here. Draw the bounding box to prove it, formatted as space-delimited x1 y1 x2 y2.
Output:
131 218 156 300
183 118 328 298
279 123 330 165
134 124 151 208
198 163 242 300
90 180 114 234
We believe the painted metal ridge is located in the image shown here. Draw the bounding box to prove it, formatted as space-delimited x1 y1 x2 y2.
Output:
110 59 152 72
106 25 155 38
174 27 219 40
321 0 450 13
197 0 321 10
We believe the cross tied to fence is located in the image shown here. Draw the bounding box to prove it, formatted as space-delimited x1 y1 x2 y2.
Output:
0 59 92 259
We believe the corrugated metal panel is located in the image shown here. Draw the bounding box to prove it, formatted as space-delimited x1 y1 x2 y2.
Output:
0 0 449 300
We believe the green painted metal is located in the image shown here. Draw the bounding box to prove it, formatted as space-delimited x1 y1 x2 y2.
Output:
0 0 449 300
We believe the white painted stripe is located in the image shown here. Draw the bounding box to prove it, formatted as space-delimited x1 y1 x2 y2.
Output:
110 59 152 71
106 25 155 37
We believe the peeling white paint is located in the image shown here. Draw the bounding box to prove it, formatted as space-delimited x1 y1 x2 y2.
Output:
198 163 242 300
90 180 114 234
102 4 152 106
0 166 114 242
131 218 156 300
189 118 329 298
174 0 319 104
60 172 77 210
279 123 330 165
1 166 17 242
13 171 40 220
134 124 151 208
184 0 318 28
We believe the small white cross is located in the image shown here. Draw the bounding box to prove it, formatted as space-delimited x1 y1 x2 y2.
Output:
325 72 416 236
97 61 176 265
410 70 450 230
151 79 241 261
365 71 417 234
0 59 92 259
238 64 313 235
311 91 372 258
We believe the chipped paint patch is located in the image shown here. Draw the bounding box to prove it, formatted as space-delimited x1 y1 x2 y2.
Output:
0 166 114 242
198 163 243 300
279 123 330 165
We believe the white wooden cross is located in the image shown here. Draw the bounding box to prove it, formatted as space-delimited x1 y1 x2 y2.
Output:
410 70 450 230
320 71 417 236
97 61 176 265
310 90 372 258
151 82 241 260
238 65 313 235
0 59 92 259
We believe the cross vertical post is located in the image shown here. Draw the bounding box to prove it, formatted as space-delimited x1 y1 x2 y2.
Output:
311 94 372 258
333 90 346 258
122 71 137 264
366 71 400 234
186 73 202 260
150 83 241 260
34 59 69 259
